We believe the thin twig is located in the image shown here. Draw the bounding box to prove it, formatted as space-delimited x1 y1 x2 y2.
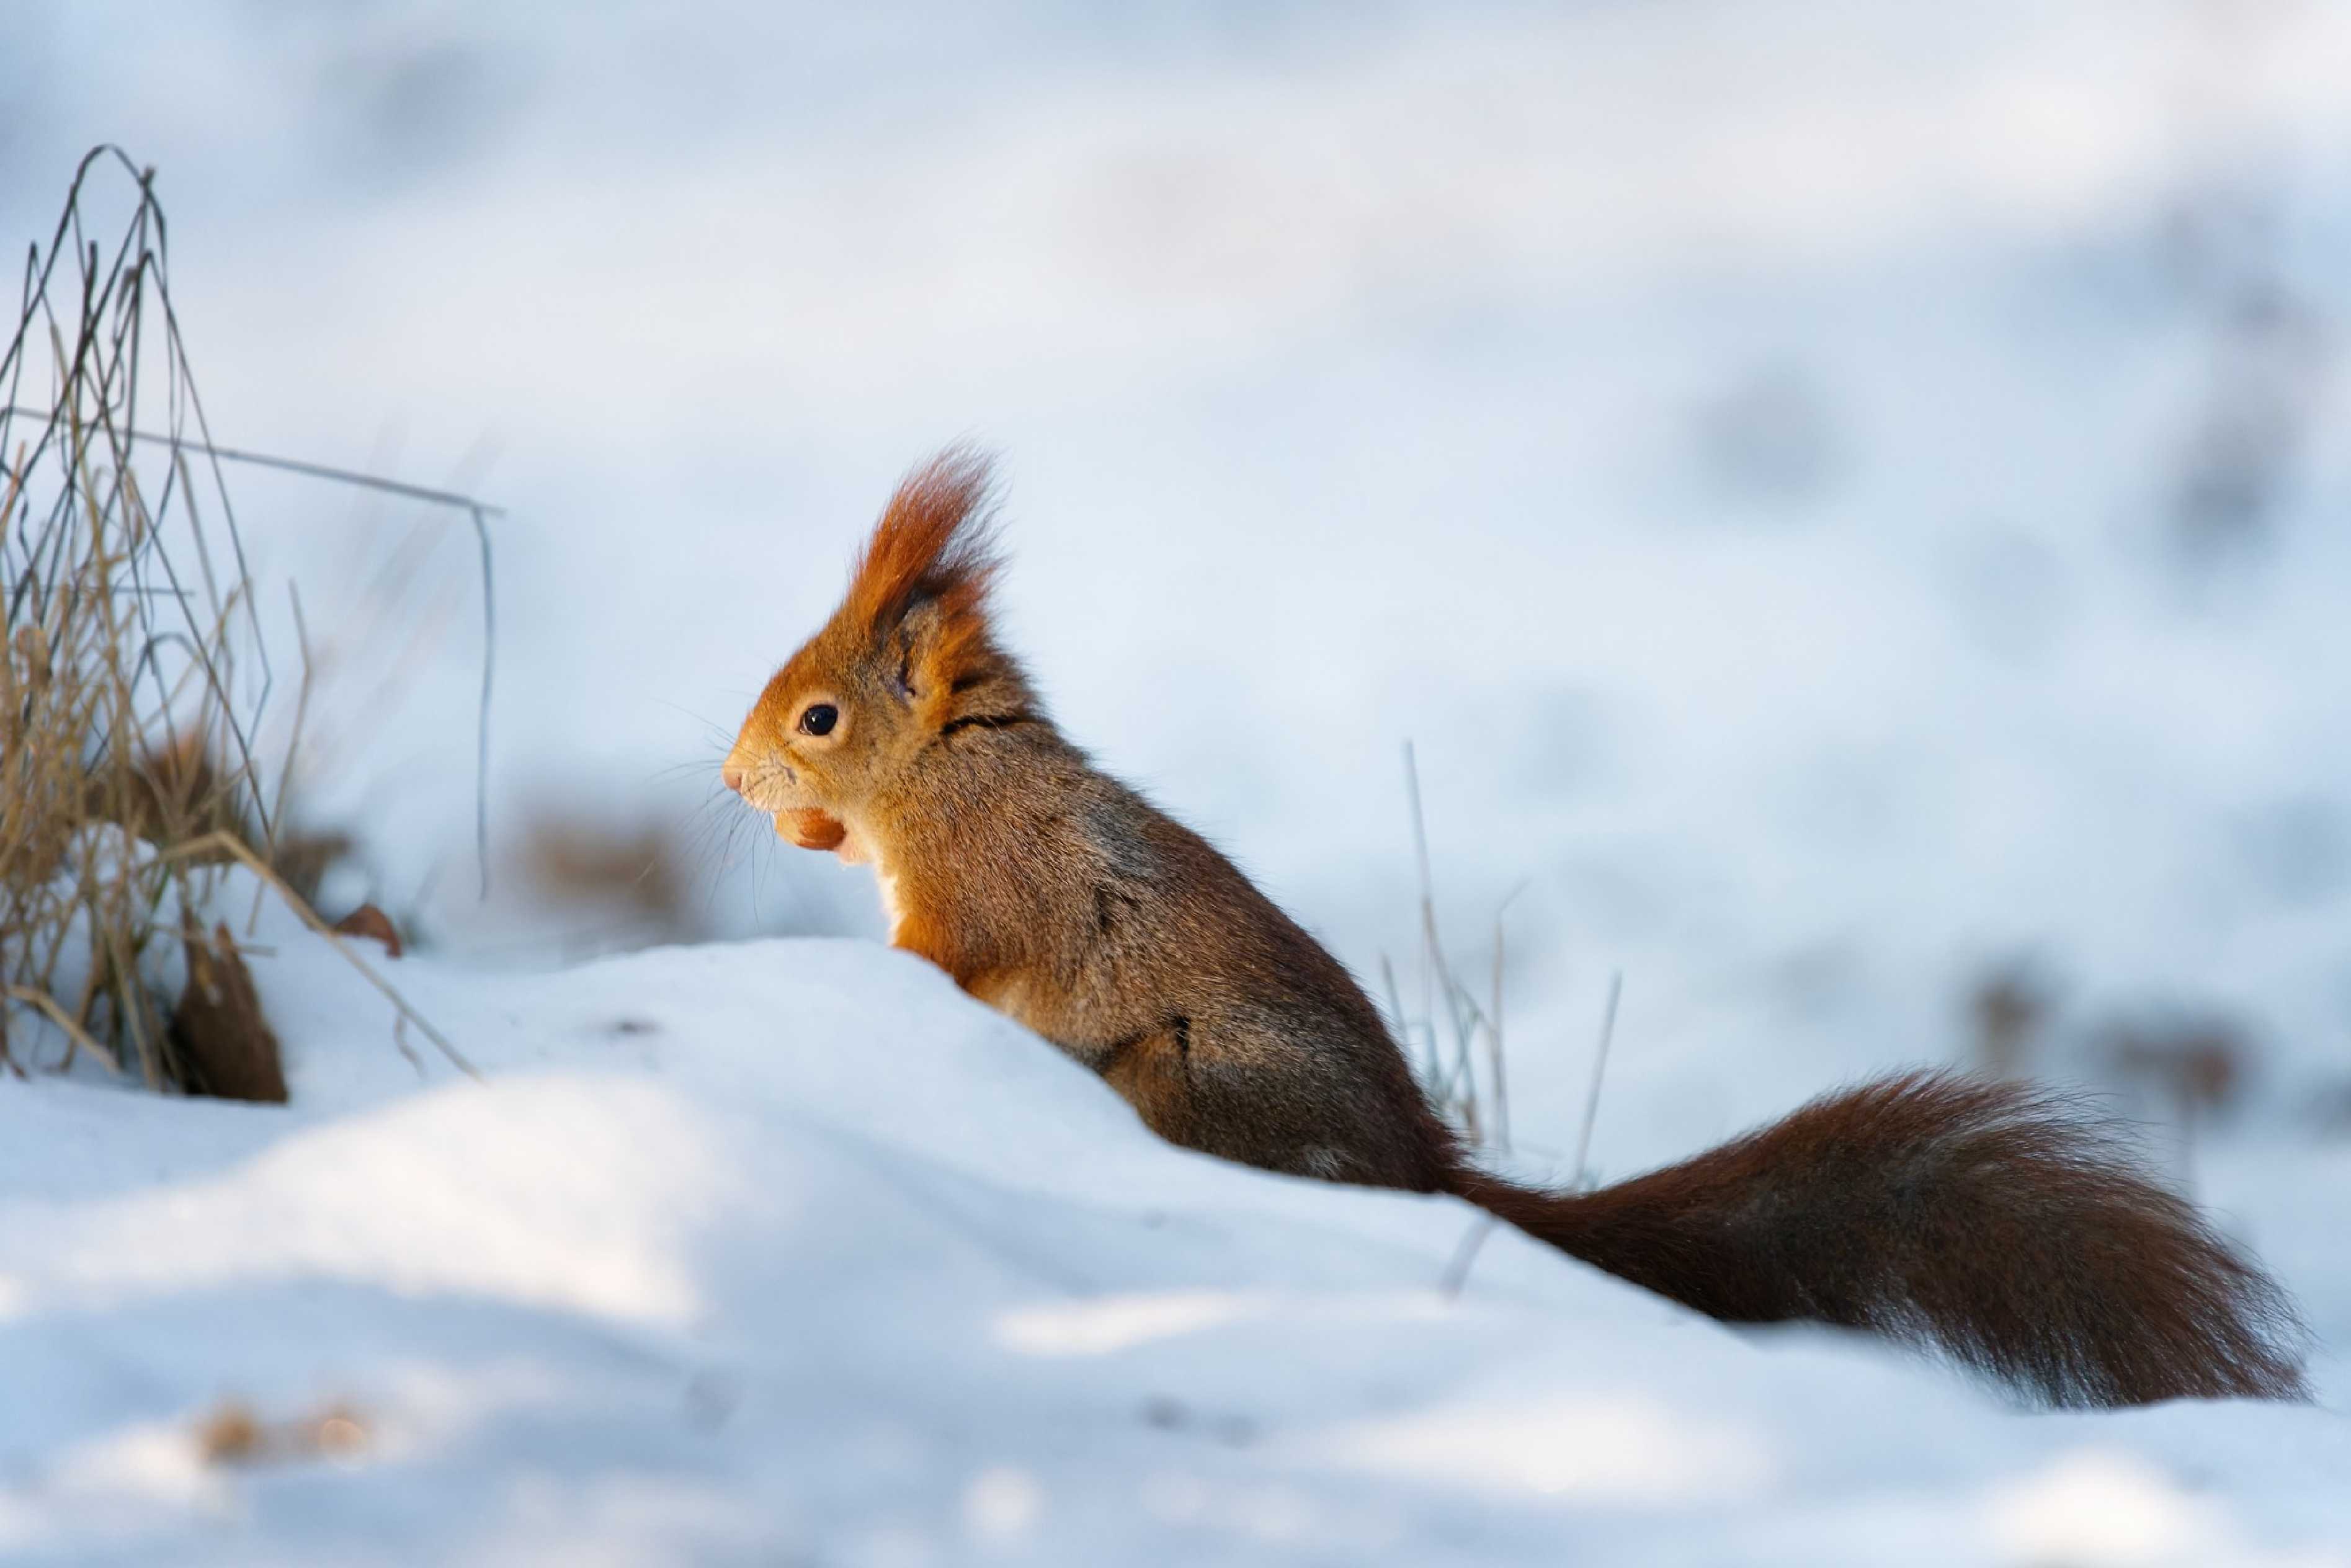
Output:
249 580 315 934
1404 740 1441 1099
1442 968 1625 1299
466 504 494 898
391 1013 424 1077
1378 951 1411 1058
1438 1213 1497 1298
2 984 123 1076
1489 917 1507 1152
0 405 507 516
1573 971 1623 1189
1404 739 1485 1139
1486 880 1528 1154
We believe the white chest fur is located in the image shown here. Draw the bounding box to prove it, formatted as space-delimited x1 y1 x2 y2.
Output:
834 824 904 943
872 858 906 943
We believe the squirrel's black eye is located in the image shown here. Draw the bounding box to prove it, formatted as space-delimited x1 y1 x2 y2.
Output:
798 703 838 737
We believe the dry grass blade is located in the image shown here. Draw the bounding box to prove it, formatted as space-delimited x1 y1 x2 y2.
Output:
1573 970 1623 1188
1 984 123 1077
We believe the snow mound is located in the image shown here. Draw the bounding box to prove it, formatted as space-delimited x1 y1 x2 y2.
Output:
1 882 2344 1566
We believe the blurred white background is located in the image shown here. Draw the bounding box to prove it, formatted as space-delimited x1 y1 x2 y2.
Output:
7 0 2350 1170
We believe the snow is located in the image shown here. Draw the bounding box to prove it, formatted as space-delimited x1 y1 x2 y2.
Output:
4 0 2351 1560
2 876 2346 1565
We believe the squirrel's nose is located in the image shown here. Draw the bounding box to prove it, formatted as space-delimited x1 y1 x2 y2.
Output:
721 762 746 795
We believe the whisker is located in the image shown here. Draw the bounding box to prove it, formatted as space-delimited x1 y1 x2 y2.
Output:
750 827 767 927
684 790 753 876
651 696 744 741
649 757 729 782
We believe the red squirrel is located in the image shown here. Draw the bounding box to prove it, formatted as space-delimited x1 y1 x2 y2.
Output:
723 449 2308 1407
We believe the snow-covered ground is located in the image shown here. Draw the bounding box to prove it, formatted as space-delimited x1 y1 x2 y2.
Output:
2 876 2345 1566
5 0 2351 1560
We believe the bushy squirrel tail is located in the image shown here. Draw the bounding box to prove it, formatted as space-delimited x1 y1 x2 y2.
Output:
1447 1071 2309 1407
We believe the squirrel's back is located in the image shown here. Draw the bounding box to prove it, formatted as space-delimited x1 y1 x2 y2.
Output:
898 731 1453 1190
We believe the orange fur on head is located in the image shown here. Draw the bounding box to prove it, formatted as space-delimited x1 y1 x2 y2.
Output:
842 447 1006 723
724 446 1039 858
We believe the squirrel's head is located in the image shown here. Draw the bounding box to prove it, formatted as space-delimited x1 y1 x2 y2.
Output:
723 447 1035 858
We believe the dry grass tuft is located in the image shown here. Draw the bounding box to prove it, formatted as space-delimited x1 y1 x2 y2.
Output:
0 149 288 1087
2 148 484 1093
1388 740 1522 1151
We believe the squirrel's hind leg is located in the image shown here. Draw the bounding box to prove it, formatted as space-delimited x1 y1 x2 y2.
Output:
1097 1012 1442 1191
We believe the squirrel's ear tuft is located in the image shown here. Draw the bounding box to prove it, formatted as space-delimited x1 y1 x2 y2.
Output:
841 447 1026 726
844 445 1002 648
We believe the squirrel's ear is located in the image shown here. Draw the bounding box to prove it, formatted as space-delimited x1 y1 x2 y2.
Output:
886 598 953 704
844 447 1005 716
